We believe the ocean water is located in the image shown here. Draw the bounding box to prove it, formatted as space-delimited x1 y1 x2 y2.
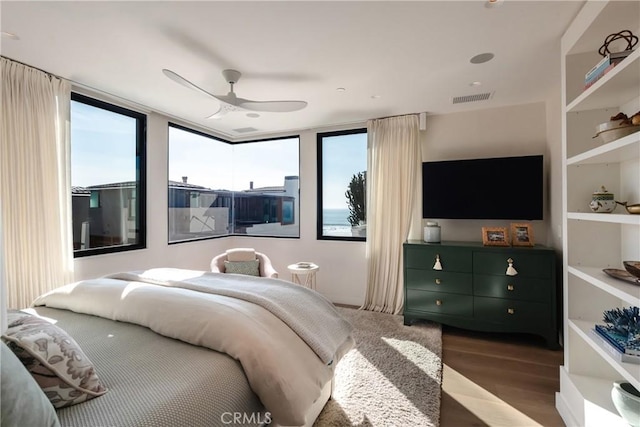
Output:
323 208 351 236
323 208 350 226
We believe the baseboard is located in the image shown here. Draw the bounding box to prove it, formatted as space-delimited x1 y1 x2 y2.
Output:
555 391 579 427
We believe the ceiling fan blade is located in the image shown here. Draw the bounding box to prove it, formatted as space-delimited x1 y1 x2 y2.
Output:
239 100 307 113
205 103 244 119
162 69 222 101
206 107 227 120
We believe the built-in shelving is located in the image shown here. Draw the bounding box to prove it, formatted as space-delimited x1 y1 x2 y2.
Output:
560 370 628 426
568 266 640 306
569 320 640 391
567 212 640 225
558 1 640 426
567 49 640 113
567 132 640 165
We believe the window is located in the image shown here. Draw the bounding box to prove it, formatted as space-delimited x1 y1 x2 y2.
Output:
168 124 299 243
70 93 146 256
317 129 367 240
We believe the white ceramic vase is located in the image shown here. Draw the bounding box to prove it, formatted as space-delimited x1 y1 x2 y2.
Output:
612 381 640 427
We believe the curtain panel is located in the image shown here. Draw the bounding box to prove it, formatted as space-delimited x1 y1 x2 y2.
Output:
362 115 421 314
1 57 73 310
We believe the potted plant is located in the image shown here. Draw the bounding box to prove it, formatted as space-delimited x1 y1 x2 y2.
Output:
345 171 366 237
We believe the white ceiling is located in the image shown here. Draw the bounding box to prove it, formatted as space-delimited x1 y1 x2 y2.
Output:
1 1 584 140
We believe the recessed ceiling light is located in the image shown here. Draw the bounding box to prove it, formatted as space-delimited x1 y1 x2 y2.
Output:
470 81 482 86
470 53 495 64
336 87 346 92
485 0 504 8
371 95 381 99
1 31 20 40
246 113 260 118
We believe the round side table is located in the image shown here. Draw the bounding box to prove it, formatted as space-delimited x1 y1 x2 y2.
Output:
287 263 319 290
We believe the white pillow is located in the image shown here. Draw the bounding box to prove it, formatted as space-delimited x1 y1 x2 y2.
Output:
226 248 257 262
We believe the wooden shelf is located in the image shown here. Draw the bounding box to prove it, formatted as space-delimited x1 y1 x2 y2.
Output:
567 50 640 113
567 212 640 225
567 132 640 165
569 320 640 390
559 369 627 427
568 266 640 306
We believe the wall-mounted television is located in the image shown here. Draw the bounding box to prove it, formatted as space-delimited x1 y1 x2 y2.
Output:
422 155 543 220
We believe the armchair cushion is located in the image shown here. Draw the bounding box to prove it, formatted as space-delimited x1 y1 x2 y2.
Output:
223 260 260 276
211 248 278 278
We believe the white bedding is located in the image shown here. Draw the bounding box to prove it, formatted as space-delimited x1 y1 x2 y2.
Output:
33 268 355 426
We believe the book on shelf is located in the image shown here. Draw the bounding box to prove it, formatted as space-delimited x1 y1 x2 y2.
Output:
584 63 616 90
585 50 633 81
594 324 640 355
591 328 640 365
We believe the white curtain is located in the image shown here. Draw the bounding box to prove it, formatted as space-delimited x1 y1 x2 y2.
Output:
1 57 73 309
362 115 421 314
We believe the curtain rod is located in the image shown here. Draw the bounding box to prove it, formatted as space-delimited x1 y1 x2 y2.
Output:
1 55 58 80
370 112 422 122
1 55 152 113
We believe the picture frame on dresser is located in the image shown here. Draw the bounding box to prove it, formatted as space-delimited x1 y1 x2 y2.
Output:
510 223 534 247
481 227 509 246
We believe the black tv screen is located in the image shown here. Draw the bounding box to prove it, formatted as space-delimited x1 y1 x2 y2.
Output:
422 155 543 220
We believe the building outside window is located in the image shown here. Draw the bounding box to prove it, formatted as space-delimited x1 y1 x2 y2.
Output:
168 124 299 243
70 93 146 256
317 129 367 240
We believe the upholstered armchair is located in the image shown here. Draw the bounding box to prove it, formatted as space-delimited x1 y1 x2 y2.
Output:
210 248 278 278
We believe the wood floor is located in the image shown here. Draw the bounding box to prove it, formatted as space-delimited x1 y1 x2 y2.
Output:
440 326 565 427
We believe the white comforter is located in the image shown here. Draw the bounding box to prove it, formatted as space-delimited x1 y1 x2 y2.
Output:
33 268 355 426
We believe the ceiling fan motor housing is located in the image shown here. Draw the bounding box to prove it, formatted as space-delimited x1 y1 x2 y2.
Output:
222 69 241 84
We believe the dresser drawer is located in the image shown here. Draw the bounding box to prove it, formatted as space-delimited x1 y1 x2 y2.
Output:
405 245 472 272
406 269 472 294
406 289 473 316
474 274 550 302
474 297 551 327
473 252 553 279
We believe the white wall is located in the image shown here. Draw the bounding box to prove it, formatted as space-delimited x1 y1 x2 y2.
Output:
73 97 561 307
419 102 553 245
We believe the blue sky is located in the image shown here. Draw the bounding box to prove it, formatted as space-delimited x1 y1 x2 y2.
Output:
322 133 367 209
71 101 366 209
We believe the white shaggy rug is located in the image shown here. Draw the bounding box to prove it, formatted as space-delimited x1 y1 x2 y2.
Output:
314 307 442 427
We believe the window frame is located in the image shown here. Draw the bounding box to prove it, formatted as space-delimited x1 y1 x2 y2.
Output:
71 92 147 258
316 128 367 242
167 122 301 244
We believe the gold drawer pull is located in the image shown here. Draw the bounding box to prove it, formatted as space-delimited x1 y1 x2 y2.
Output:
507 284 514 291
507 308 515 315
435 278 442 285
436 299 443 306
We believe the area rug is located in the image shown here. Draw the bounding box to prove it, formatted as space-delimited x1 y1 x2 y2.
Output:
314 307 442 427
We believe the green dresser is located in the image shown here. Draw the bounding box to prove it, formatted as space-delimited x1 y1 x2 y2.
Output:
403 240 559 349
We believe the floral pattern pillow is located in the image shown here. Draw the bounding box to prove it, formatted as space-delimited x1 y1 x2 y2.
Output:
1 310 107 408
224 259 260 276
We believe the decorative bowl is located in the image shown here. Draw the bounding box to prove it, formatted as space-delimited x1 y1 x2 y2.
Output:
594 122 640 144
617 201 640 215
611 381 640 427
624 261 640 279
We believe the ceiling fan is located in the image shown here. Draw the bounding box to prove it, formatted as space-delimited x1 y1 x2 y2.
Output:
162 68 307 119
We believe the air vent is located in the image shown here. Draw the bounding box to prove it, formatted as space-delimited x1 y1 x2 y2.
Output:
452 92 493 104
232 127 258 133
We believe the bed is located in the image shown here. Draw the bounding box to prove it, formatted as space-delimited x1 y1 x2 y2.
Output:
1 268 354 427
